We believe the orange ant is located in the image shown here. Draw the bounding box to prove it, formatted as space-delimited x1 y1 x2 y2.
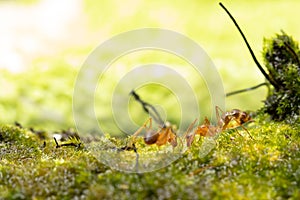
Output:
185 106 254 147
217 107 254 137
130 118 178 147
130 90 181 147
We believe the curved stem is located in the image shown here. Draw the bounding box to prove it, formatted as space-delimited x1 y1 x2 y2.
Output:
219 2 279 89
130 90 165 127
226 82 268 97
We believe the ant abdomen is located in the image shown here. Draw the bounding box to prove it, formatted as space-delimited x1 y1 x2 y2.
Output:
144 131 159 145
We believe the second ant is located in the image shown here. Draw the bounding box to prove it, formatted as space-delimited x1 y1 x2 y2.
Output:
186 106 254 147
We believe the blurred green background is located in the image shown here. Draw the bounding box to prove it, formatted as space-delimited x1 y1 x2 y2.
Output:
0 0 299 134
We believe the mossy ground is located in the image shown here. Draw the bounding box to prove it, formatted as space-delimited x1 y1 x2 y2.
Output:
1 1 300 199
1 115 299 199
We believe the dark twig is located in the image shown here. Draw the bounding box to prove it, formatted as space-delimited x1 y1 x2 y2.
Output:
42 141 46 148
130 90 165 127
30 127 47 140
118 143 137 153
54 137 60 148
14 121 23 128
226 82 268 97
284 41 300 66
60 143 81 148
117 143 139 172
219 2 280 89
54 137 81 148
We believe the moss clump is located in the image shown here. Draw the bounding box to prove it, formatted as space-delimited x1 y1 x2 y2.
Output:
1 118 300 199
0 125 107 199
262 31 300 123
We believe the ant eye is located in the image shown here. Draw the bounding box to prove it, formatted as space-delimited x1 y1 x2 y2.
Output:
232 112 240 118
240 113 246 119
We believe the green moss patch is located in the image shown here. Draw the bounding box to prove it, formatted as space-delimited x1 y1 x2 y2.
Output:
1 117 299 199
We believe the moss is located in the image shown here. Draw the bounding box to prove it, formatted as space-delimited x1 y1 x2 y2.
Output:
0 118 300 199
262 31 300 123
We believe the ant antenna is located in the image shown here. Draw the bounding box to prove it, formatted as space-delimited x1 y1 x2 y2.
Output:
219 2 279 89
130 90 165 127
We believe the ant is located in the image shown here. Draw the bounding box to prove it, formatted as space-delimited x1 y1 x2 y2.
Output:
130 117 178 148
129 90 180 147
185 106 254 147
217 107 254 135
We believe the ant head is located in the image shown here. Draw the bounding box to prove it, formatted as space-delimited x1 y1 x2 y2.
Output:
168 134 178 147
240 112 253 124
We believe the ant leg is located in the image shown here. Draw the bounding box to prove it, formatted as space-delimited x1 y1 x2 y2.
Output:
183 119 197 138
128 118 152 148
240 124 254 140
215 106 225 128
234 128 243 138
186 132 195 148
132 118 152 138
232 118 254 140
184 119 197 147
177 136 184 149
220 115 231 131
167 128 178 148
168 127 179 148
